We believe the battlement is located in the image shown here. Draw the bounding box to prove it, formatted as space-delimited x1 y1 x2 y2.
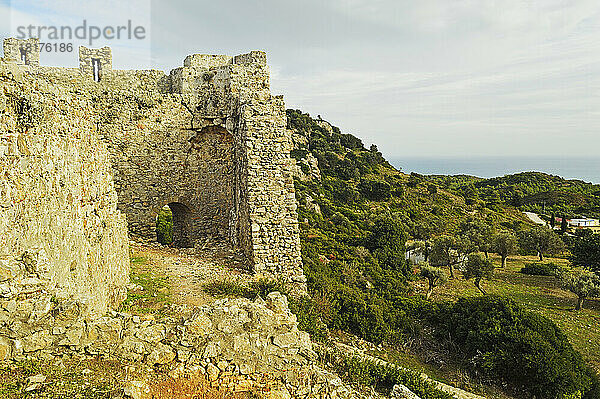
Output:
79 45 112 81
3 37 40 66
2 37 266 82
182 51 266 69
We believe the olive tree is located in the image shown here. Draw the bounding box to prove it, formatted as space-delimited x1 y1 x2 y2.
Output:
519 226 565 261
419 262 448 299
463 253 495 294
430 235 460 278
492 230 518 268
570 232 600 274
562 270 600 310
459 218 494 258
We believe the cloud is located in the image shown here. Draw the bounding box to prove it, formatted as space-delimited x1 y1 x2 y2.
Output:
2 0 599 157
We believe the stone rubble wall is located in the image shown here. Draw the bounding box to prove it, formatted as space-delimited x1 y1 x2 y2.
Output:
0 281 364 399
228 57 305 290
0 60 130 318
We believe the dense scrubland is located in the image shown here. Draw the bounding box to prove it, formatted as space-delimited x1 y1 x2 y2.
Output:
284 109 600 399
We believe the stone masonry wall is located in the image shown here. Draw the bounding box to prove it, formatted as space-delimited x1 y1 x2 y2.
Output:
0 59 130 318
2 37 305 292
1 280 366 398
3 38 39 66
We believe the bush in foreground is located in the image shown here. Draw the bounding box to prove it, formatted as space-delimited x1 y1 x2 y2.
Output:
434 296 600 398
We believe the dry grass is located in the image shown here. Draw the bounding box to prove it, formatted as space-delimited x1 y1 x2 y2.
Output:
149 375 257 399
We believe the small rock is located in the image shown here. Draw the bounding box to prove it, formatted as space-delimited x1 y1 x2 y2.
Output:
28 374 46 383
390 384 421 399
25 383 41 392
203 341 220 358
186 312 212 336
216 360 228 371
124 380 151 399
147 343 175 365
206 363 219 381
266 291 288 313
136 324 165 343
0 336 11 360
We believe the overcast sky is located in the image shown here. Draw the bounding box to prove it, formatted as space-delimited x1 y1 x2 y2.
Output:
2 0 599 160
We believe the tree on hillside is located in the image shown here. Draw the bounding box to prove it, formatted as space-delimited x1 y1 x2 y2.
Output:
459 218 494 258
492 230 518 267
562 270 600 310
455 235 477 262
430 235 461 278
570 233 600 274
419 262 448 299
463 254 495 294
406 173 423 188
367 216 408 273
367 217 406 252
358 179 391 201
519 226 565 261
411 220 442 241
427 183 438 197
461 183 479 205
560 216 568 234
550 213 556 228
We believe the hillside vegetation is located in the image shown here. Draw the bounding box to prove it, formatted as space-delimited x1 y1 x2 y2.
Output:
286 109 600 399
428 172 600 218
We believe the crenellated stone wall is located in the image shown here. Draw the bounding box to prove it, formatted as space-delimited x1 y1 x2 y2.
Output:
1 37 306 294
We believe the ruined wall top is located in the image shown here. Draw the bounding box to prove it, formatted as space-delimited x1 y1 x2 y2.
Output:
2 37 267 81
3 37 40 66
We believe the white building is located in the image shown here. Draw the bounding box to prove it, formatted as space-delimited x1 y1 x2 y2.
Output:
568 218 600 227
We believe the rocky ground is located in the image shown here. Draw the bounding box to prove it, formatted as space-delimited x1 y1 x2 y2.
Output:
0 241 488 399
129 240 257 308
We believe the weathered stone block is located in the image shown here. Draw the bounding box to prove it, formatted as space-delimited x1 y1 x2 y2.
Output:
147 343 175 365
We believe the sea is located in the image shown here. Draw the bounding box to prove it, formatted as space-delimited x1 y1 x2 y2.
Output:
388 156 600 185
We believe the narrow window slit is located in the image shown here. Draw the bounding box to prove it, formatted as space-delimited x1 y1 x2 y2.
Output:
92 58 101 82
20 48 27 64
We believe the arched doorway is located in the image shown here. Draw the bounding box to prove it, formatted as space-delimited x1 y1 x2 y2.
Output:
155 202 193 247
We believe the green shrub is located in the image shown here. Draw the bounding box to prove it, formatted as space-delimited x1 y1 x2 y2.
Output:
203 279 249 298
521 262 561 276
249 278 288 298
288 296 330 342
358 179 391 201
155 207 173 245
318 346 453 399
434 296 599 398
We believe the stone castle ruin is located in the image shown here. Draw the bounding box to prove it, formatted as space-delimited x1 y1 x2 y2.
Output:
0 37 305 319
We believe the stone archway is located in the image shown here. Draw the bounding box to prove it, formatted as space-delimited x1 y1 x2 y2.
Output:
155 202 193 248
169 202 193 247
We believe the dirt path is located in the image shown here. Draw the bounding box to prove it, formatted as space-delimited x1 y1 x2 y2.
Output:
131 242 255 307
